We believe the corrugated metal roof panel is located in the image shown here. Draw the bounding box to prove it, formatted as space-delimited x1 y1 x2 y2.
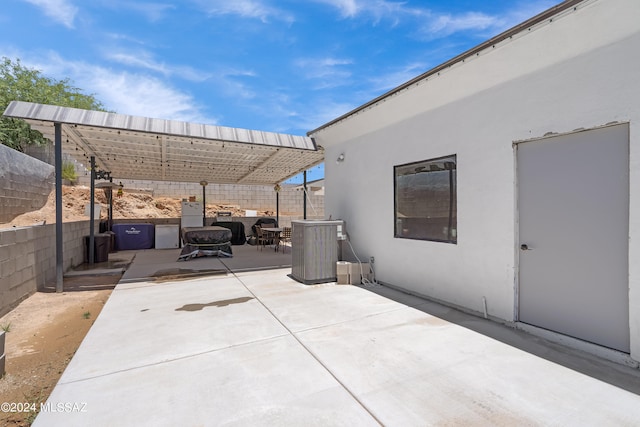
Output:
5 101 317 150
3 101 323 185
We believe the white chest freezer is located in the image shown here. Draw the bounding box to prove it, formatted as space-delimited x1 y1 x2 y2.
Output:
155 224 179 249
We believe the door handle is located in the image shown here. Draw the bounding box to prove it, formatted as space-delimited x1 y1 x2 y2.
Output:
520 244 533 251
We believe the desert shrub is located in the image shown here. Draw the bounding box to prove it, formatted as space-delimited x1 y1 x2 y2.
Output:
62 161 77 182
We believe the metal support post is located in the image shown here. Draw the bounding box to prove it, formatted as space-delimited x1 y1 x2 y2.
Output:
89 156 96 265
303 170 307 220
200 181 208 226
54 123 63 292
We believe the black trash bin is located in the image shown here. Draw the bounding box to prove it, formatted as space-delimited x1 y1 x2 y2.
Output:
84 234 111 263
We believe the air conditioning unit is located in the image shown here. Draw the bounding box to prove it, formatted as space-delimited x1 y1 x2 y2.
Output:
291 220 344 284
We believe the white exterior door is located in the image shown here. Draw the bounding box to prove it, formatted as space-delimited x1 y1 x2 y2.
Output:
517 124 630 353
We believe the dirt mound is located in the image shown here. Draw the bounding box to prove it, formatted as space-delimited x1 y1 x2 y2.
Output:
0 185 273 229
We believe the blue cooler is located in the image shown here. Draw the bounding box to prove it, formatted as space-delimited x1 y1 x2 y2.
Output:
113 224 155 250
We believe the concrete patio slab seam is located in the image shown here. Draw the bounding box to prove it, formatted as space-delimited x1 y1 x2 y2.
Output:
230 270 386 426
286 304 418 335
114 274 230 289
56 333 291 387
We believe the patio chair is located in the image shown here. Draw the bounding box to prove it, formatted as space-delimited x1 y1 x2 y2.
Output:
279 227 292 253
255 226 266 251
267 229 281 252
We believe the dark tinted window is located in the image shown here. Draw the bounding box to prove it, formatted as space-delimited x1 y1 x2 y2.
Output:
394 155 457 243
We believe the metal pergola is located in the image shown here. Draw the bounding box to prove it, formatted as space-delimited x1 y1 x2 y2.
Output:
3 101 325 291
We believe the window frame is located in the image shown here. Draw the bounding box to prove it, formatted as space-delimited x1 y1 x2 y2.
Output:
393 154 457 244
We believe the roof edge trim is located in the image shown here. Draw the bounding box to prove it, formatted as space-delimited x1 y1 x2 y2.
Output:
307 0 586 136
3 101 317 151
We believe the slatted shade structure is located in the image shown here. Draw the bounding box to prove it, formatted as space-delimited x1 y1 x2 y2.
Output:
3 101 324 185
3 100 325 293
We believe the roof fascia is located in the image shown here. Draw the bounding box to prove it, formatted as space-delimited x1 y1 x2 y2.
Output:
307 0 586 136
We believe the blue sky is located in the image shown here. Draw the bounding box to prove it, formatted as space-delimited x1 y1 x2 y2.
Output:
0 0 558 182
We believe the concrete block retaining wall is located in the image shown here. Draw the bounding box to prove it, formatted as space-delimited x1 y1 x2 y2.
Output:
0 221 94 318
79 177 324 218
0 144 55 223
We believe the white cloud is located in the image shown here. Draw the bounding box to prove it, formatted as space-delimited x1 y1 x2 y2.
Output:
104 49 211 82
426 12 501 37
367 62 428 93
294 100 356 132
100 1 176 22
217 73 257 100
106 51 167 74
0 47 23 63
89 70 212 123
313 0 558 40
24 51 216 124
419 1 558 39
190 0 294 23
104 46 259 103
314 0 359 18
311 0 419 23
22 0 78 28
104 32 147 46
295 57 353 89
501 1 559 29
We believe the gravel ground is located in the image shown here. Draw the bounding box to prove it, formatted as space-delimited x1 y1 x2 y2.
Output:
0 277 115 426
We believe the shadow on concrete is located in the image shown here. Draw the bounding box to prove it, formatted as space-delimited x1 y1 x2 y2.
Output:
41 274 122 293
358 282 640 396
150 268 227 283
41 255 134 293
115 245 291 285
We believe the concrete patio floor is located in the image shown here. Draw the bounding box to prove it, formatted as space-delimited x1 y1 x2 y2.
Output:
34 246 640 426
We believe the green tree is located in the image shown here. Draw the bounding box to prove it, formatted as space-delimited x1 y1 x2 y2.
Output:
0 57 107 151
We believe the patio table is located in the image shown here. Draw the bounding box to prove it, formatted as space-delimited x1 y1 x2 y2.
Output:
261 227 283 251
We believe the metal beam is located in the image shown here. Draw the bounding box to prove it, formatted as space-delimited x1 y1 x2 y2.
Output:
236 148 280 184
65 124 110 171
161 135 167 180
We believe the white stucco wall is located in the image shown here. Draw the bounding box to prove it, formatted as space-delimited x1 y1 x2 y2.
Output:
311 0 640 360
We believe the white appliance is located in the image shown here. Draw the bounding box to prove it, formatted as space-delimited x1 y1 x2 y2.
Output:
155 224 179 249
181 201 203 229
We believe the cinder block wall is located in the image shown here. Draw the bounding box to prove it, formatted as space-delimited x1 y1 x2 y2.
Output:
0 144 55 223
19 140 324 218
79 177 324 217
0 221 93 317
